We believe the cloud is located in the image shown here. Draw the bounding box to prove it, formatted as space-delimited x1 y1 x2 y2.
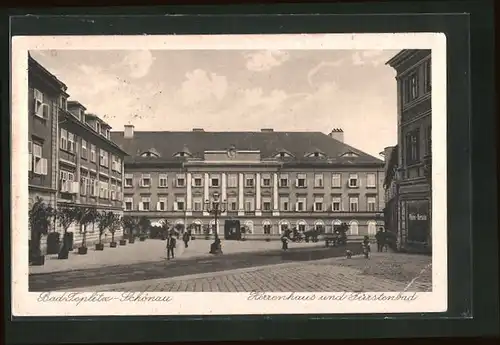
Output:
351 50 389 67
121 50 155 79
307 60 344 86
176 69 228 107
244 50 290 71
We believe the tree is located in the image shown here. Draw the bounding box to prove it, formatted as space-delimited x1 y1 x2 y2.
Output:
138 216 151 239
29 197 54 263
108 213 122 244
96 211 114 246
56 206 80 257
77 207 98 248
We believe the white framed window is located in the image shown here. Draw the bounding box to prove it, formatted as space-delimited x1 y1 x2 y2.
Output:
349 196 359 212
314 173 324 188
261 174 271 187
124 197 133 211
349 221 359 236
366 173 376 188
296 197 306 212
210 174 220 187
81 139 88 159
245 175 255 188
174 196 185 211
332 197 341 211
367 221 377 235
227 197 238 211
80 176 88 195
33 89 49 119
111 155 116 171
332 173 341 188
279 174 289 187
244 198 255 212
348 174 359 188
32 142 48 175
59 96 67 110
157 197 167 211
124 174 133 187
110 184 116 200
159 174 168 188
59 170 75 192
67 132 75 153
314 197 324 212
60 129 68 151
141 174 151 187
96 122 101 134
90 144 96 162
193 175 203 187
279 197 289 211
296 173 307 188
176 174 186 187
262 197 272 211
140 197 151 211
193 197 203 211
227 174 238 188
99 149 109 167
116 157 122 173
367 196 377 212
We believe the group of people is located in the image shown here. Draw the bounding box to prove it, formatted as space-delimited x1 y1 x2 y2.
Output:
375 227 396 252
165 230 192 260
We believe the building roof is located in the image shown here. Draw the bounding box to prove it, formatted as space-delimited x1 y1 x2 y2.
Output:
110 130 384 166
28 54 69 95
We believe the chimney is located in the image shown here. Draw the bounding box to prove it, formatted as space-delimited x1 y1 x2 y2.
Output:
329 128 344 142
261 128 274 132
192 128 205 132
124 124 134 139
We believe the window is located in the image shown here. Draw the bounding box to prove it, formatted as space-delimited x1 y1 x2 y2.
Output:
60 96 67 110
366 173 376 188
60 129 68 151
332 173 341 188
404 73 419 103
262 198 272 211
96 122 101 134
424 60 432 93
348 174 358 188
159 174 168 188
405 129 420 165
280 197 289 211
193 175 203 187
367 221 377 235
275 151 293 158
306 152 326 158
80 176 88 195
332 197 341 211
175 197 185 211
279 174 289 187
33 89 49 119
426 125 432 155
67 132 75 153
341 151 359 158
176 174 186 187
245 175 254 187
124 174 133 187
296 198 306 212
228 197 238 211
314 197 324 212
124 197 133 211
210 174 220 187
99 181 109 199
314 173 324 188
81 139 88 159
193 198 203 212
115 157 122 173
263 223 272 235
261 174 271 187
90 144 96 162
244 198 255 211
31 142 48 175
298 222 306 232
99 149 108 167
367 196 377 212
349 196 359 212
140 197 151 211
141 174 151 187
59 170 75 192
349 221 359 235
227 174 238 188
157 197 167 211
296 173 307 188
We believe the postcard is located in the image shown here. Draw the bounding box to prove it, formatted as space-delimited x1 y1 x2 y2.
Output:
11 33 447 316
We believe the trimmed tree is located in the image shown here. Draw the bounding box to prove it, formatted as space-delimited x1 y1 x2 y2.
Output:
109 213 122 247
77 206 99 255
96 211 113 250
29 197 55 266
56 206 80 259
122 215 139 243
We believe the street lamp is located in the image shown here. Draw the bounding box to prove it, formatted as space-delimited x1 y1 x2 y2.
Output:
204 191 227 253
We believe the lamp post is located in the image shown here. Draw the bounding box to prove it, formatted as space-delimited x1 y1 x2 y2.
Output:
204 191 226 252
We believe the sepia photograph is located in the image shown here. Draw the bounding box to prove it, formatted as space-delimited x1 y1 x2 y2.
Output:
11 33 447 316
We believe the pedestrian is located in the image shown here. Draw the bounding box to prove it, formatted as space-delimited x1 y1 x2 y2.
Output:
362 235 371 258
182 231 190 248
281 232 289 251
375 227 385 252
166 232 176 260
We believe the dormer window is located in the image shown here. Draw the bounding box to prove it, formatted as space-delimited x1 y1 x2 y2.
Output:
173 151 192 158
141 151 160 158
306 151 326 158
96 122 101 133
274 151 294 159
341 151 359 158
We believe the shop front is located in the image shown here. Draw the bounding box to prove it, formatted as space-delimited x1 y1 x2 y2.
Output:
399 198 431 253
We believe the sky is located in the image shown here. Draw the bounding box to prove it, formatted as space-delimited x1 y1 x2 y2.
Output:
30 49 399 157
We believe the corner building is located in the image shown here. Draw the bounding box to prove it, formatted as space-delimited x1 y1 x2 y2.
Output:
112 126 385 239
386 49 432 252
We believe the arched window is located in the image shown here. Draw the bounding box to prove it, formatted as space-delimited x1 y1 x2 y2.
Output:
314 220 325 232
244 220 254 234
349 220 359 236
273 149 294 159
191 219 203 235
262 220 272 235
305 151 327 158
141 151 160 158
332 219 342 233
341 151 359 158
278 220 290 234
367 220 377 236
209 219 220 234
296 219 307 232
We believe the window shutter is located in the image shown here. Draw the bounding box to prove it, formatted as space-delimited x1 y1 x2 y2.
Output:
174 201 178 211
28 154 33 171
40 158 48 175
72 181 79 194
138 202 143 211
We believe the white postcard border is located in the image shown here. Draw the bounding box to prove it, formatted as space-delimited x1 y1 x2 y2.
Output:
11 33 447 316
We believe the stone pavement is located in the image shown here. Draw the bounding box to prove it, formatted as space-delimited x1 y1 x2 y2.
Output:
66 252 432 293
30 239 322 274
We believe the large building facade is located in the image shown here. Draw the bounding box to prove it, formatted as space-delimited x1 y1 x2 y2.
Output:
28 55 127 250
386 49 432 252
111 126 386 239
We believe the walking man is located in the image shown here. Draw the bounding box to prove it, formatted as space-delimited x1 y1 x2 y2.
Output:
375 227 385 252
166 232 176 260
182 231 190 248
